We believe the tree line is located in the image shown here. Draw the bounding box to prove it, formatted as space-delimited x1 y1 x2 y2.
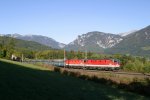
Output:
0 36 150 73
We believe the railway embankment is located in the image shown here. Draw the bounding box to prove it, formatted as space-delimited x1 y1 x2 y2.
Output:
12 60 150 97
52 66 150 97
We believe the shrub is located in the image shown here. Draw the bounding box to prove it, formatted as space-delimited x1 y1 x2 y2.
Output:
62 69 69 75
69 71 81 77
123 59 146 73
89 75 100 83
54 67 61 72
79 74 89 80
143 62 150 73
123 62 135 71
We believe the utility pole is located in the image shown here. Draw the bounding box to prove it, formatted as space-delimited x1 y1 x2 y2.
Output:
85 50 87 59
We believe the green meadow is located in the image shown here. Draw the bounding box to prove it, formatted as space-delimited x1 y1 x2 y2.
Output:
0 59 149 100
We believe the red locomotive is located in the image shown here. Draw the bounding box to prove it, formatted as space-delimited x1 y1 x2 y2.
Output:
65 59 120 70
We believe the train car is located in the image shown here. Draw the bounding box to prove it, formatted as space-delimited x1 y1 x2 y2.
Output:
65 59 84 69
65 59 120 70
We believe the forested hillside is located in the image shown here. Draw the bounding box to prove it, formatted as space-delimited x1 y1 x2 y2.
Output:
0 36 52 58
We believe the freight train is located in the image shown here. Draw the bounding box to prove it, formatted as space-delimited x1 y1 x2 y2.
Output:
53 59 120 70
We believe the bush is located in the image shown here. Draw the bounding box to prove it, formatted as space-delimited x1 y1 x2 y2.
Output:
123 62 135 71
123 59 146 73
62 70 69 75
143 63 150 73
78 74 89 80
54 67 61 73
69 71 81 77
89 75 100 83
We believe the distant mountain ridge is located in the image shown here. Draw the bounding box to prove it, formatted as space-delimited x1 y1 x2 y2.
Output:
119 30 138 37
1 25 150 57
64 31 123 52
1 34 65 49
0 36 52 51
106 25 150 57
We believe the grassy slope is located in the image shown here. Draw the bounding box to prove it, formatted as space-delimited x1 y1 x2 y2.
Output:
0 59 149 100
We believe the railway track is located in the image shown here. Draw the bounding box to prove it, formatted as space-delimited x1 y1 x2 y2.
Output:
24 60 150 78
88 70 150 77
65 68 150 78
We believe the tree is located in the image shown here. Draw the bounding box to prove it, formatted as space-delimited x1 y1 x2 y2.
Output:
6 38 15 58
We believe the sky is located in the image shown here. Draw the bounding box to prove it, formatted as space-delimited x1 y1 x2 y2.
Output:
0 0 150 44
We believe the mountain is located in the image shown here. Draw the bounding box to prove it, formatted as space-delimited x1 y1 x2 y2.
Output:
1 25 150 57
1 34 65 49
105 25 150 57
0 36 52 51
65 31 123 52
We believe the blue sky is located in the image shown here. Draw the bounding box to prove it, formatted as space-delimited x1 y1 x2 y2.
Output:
0 0 150 44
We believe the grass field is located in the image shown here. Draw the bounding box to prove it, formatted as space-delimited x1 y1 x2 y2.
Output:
0 59 149 100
